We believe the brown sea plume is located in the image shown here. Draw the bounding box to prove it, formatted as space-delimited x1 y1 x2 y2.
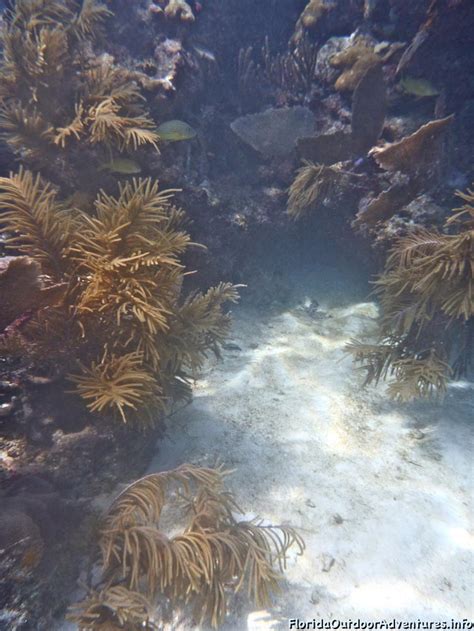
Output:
0 169 239 423
347 185 473 401
68 464 305 629
287 161 342 219
0 0 159 169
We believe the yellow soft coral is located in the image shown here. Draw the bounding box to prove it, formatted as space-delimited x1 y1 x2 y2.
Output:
330 43 380 92
68 465 304 629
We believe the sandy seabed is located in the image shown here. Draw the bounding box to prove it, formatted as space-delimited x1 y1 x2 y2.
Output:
60 266 474 630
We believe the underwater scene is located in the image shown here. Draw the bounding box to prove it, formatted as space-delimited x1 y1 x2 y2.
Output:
0 0 473 629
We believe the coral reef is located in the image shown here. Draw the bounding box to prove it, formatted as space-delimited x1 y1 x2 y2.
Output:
296 130 353 165
68 464 304 629
350 116 455 239
237 36 319 111
0 0 473 625
291 0 336 45
347 185 473 400
262 36 319 95
0 0 159 178
164 0 195 23
353 174 414 231
0 475 79 566
287 161 345 219
0 508 44 571
121 42 181 101
0 169 239 423
296 61 386 165
0 474 87 629
287 56 387 224
370 115 454 176
69 585 156 630
351 64 386 154
395 0 472 76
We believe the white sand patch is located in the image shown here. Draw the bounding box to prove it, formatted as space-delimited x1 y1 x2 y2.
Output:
59 269 473 631
146 295 473 630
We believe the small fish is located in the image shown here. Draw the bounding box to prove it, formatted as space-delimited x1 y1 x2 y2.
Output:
399 76 439 98
99 158 142 174
157 120 197 142
192 44 216 64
